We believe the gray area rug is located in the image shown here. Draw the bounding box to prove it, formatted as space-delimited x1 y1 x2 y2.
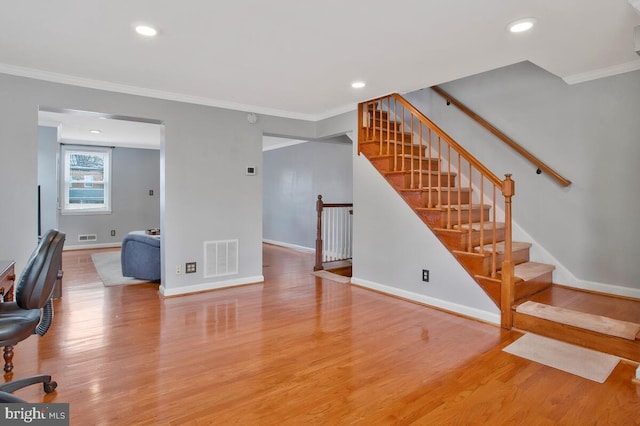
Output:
503 333 619 383
91 251 150 286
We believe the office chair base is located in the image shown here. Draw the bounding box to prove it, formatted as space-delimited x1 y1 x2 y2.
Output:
0 374 57 394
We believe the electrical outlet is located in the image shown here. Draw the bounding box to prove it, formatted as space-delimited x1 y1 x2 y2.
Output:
110 230 116 237
185 262 196 274
422 269 429 282
149 189 154 196
175 265 181 275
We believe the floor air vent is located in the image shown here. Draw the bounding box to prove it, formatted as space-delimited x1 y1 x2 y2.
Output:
204 239 238 278
78 234 97 242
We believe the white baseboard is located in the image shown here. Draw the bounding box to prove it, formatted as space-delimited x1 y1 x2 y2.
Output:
513 223 640 299
351 277 501 325
562 279 640 300
64 242 122 251
262 239 314 254
159 275 264 297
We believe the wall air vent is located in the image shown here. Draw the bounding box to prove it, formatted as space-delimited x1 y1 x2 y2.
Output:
78 234 97 242
204 239 239 278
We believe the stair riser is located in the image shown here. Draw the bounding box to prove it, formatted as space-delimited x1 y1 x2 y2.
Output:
368 118 402 130
423 190 470 208
512 271 553 301
455 248 530 277
366 108 389 120
387 172 456 190
473 271 552 308
418 205 491 228
362 128 413 143
400 189 471 208
360 142 427 158
435 228 506 251
370 156 431 173
513 313 640 363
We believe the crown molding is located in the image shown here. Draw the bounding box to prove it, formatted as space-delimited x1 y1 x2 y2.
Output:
562 59 640 85
629 0 640 13
0 63 347 122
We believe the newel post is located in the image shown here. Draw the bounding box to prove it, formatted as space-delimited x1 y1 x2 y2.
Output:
500 174 515 329
357 102 364 155
314 195 324 271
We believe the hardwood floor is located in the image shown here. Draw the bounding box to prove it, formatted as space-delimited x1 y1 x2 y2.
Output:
6 244 639 424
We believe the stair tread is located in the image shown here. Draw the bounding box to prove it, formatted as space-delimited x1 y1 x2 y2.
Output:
475 241 532 254
364 126 411 135
455 221 505 231
398 187 471 192
516 301 640 340
416 203 491 212
361 139 420 147
369 154 425 160
385 170 456 176
420 187 469 192
514 261 555 281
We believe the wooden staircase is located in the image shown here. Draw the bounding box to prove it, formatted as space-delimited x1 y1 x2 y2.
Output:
358 94 640 363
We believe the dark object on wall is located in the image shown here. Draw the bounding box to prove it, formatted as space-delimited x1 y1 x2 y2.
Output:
37 185 41 238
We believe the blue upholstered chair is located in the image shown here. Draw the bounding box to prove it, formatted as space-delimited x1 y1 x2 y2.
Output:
120 232 161 281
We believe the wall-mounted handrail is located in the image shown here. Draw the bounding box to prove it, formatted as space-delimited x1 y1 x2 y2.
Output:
431 86 572 188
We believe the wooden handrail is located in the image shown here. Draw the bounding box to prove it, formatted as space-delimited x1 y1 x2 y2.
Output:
359 94 516 328
431 86 571 187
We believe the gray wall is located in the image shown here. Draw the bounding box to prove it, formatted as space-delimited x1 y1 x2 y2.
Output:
351 63 640 322
351 152 500 322
6 61 635 317
37 125 161 247
37 126 58 234
263 136 352 250
0 73 307 297
404 61 640 294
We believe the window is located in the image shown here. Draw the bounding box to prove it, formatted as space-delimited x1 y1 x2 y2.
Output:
60 145 112 214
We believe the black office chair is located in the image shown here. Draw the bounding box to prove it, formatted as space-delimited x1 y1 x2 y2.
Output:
0 229 65 396
0 390 26 402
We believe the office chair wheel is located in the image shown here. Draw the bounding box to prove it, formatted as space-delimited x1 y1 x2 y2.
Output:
43 381 57 393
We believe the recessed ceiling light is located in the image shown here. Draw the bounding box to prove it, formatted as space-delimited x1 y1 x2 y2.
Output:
508 18 536 33
89 129 102 134
135 25 158 37
351 81 366 89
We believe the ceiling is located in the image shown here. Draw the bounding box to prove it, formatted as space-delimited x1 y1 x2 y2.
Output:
39 109 163 150
4 1 640 145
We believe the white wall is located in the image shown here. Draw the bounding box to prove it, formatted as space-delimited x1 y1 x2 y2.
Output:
404 61 640 295
263 136 353 251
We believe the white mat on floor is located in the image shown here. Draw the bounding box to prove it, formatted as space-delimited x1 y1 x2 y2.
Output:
503 333 619 383
91 251 150 286
311 270 351 284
